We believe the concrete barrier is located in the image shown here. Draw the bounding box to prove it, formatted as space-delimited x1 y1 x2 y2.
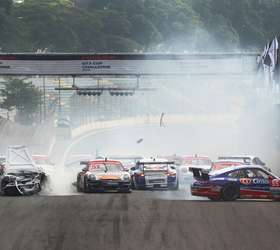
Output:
71 114 238 140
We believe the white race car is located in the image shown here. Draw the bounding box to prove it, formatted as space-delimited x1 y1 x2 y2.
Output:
0 146 47 195
130 158 179 190
180 155 212 182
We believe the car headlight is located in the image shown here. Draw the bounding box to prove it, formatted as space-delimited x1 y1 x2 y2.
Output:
122 174 130 181
87 174 96 180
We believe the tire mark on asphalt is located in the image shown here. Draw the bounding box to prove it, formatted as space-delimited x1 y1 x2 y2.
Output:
142 200 159 243
113 215 121 250
11 228 26 250
120 194 128 211
159 202 173 248
105 194 117 210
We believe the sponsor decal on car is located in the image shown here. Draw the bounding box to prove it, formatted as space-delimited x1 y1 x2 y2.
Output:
272 179 280 187
240 178 252 185
252 179 269 184
240 178 269 185
100 175 120 180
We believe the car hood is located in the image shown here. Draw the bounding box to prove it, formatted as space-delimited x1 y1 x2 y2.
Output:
5 167 42 175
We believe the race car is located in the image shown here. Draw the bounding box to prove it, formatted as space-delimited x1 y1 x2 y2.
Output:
0 146 47 195
181 155 212 172
130 158 179 190
158 154 183 166
105 155 143 171
211 160 243 171
179 155 212 182
76 159 131 192
218 155 271 172
191 165 280 201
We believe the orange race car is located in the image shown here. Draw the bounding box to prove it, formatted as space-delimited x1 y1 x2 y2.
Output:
76 159 131 193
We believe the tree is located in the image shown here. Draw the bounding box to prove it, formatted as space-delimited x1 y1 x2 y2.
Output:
0 0 13 14
0 78 42 125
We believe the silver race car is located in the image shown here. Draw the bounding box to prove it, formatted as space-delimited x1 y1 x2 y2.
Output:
0 146 47 195
130 158 179 190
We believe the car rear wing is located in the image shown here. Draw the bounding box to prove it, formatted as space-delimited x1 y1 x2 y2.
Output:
80 161 90 165
189 167 209 181
137 161 175 165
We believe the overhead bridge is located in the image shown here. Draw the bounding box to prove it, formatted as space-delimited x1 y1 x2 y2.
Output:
0 53 258 76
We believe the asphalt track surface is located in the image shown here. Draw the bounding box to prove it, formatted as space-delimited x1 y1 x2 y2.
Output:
0 193 279 250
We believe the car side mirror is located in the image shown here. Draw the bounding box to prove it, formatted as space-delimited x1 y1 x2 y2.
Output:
82 167 87 172
131 167 136 171
170 166 176 170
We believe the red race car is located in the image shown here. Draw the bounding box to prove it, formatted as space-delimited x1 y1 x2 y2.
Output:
211 160 242 171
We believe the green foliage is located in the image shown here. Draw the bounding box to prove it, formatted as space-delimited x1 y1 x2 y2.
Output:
0 0 280 52
0 78 42 124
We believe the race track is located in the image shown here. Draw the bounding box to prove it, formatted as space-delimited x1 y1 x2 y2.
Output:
1 121 279 250
0 193 279 250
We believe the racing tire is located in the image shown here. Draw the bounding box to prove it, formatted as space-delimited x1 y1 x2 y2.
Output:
121 187 131 193
83 178 90 193
132 176 138 190
130 177 135 189
3 188 19 196
76 176 82 193
221 184 239 201
169 180 179 190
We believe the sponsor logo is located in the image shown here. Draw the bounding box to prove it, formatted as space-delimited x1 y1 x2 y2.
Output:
272 179 280 187
240 178 252 185
252 179 269 185
240 178 269 185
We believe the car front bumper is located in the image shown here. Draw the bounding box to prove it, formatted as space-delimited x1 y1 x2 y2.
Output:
87 180 130 192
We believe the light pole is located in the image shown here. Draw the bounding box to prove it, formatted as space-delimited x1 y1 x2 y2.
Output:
58 78 61 117
43 76 46 121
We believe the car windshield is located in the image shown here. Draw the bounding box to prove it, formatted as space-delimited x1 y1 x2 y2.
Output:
89 162 123 172
183 158 211 166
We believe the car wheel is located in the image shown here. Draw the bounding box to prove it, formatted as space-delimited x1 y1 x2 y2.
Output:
83 177 90 193
222 184 239 201
169 180 179 190
130 176 135 189
76 175 82 192
132 176 138 190
121 187 131 193
3 188 17 196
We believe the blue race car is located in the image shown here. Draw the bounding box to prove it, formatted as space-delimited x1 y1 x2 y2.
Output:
191 165 280 201
130 158 179 190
